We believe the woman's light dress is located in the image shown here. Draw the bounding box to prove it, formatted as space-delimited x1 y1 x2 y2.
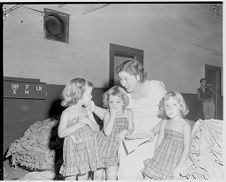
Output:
118 80 167 179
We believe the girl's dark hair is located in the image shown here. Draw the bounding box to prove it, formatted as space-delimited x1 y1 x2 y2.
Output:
200 78 206 83
61 78 93 107
116 59 147 83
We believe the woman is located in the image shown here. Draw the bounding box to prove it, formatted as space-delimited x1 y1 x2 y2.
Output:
88 59 167 179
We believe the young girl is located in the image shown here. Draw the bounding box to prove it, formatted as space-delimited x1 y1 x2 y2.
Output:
142 91 191 180
58 78 101 180
97 86 134 180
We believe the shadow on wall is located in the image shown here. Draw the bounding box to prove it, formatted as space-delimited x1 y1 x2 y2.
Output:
48 120 64 180
48 99 65 119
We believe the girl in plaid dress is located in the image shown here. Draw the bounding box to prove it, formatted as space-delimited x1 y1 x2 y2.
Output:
97 86 134 180
141 91 191 180
58 78 101 180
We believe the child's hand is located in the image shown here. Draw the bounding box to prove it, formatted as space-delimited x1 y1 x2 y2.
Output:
109 106 117 117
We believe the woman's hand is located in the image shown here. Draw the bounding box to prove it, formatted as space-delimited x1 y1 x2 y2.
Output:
146 130 155 143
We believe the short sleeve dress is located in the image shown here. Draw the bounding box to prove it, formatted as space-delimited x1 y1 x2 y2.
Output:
143 129 184 179
97 112 129 168
59 115 101 177
118 80 167 179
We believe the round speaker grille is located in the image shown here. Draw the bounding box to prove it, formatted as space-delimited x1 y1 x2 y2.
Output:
45 15 64 38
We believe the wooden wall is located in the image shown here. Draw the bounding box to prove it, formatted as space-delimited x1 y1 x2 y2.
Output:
3 4 222 93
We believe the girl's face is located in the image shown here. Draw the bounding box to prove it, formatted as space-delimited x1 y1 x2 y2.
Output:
118 71 139 93
81 85 93 105
164 97 181 119
108 95 124 113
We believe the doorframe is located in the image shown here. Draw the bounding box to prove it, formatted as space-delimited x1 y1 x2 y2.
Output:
205 64 222 119
109 43 144 87
205 64 222 96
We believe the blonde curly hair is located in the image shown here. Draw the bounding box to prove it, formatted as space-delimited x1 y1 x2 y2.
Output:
158 91 189 119
103 86 129 110
61 78 93 107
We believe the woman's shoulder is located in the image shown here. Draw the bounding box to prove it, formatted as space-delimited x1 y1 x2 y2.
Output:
148 79 166 88
146 80 167 96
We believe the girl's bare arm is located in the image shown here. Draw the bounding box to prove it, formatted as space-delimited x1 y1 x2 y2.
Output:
93 105 107 120
103 112 115 136
126 109 134 135
58 111 85 138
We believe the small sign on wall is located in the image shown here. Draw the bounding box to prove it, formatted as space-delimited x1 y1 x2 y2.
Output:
4 77 47 99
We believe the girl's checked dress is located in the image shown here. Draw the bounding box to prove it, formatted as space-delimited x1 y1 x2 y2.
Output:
143 129 184 180
97 112 129 168
59 117 100 177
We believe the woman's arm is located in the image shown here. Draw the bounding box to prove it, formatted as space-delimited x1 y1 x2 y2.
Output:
58 111 85 138
151 121 161 136
173 123 191 177
126 109 134 135
126 118 160 140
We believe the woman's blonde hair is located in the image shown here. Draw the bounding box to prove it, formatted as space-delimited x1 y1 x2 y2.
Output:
158 91 189 119
61 78 93 107
103 86 129 110
116 59 147 83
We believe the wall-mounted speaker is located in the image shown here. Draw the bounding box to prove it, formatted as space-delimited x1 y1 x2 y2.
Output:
44 8 69 43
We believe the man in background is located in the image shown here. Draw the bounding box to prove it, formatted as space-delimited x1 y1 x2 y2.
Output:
197 78 215 119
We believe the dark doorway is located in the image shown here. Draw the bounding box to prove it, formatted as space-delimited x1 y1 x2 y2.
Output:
109 43 144 87
205 64 223 119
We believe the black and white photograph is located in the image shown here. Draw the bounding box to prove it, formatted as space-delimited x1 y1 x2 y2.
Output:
2 1 224 180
